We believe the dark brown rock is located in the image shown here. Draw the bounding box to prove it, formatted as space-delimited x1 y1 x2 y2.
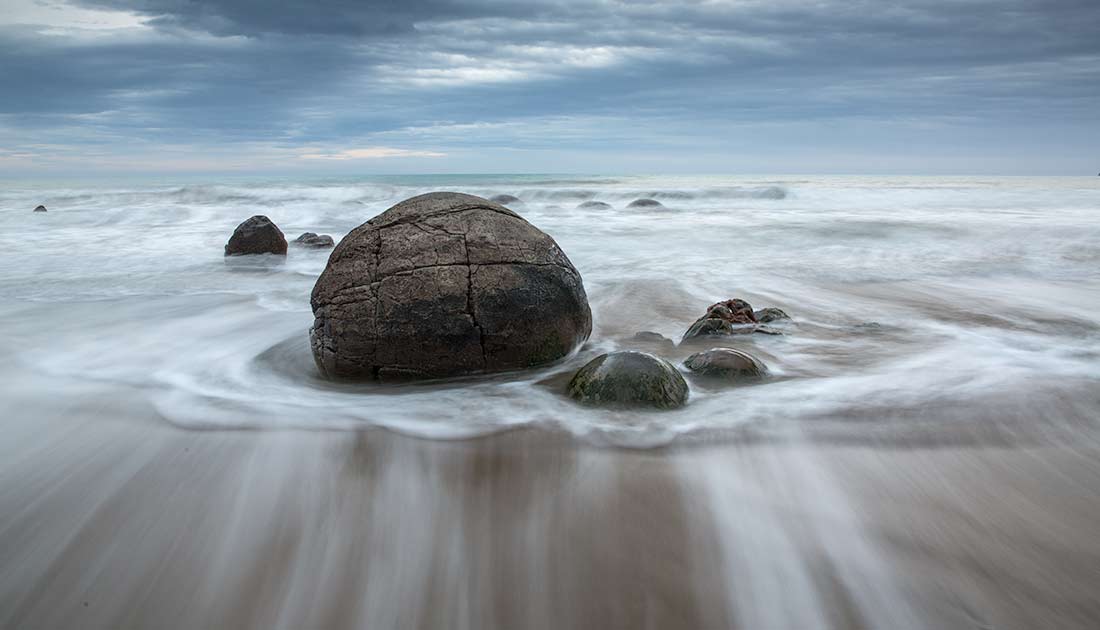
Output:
224 215 287 256
682 298 756 340
567 351 688 409
294 232 335 248
310 192 592 380
684 348 768 380
33 205 47 212
683 298 788 341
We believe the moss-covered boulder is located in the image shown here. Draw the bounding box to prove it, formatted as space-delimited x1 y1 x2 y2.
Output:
567 351 688 409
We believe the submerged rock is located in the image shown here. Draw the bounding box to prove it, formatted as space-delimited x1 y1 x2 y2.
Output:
310 192 592 380
754 307 791 323
683 298 787 341
224 215 287 256
489 194 521 205
294 232 335 248
577 200 612 210
633 330 673 344
33 205 47 213
629 330 676 351
627 198 664 209
567 351 688 409
684 348 768 380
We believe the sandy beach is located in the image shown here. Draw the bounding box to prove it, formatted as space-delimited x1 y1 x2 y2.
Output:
4 382 1100 630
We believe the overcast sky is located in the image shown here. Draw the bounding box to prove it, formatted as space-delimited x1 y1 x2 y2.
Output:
1 0 1098 175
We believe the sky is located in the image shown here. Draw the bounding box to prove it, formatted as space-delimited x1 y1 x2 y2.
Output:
1 0 1098 175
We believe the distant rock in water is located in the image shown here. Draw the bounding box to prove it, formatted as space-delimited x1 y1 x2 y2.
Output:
310 192 592 380
567 351 688 409
489 194 521 205
683 298 786 341
33 205 47 213
684 348 768 380
754 307 791 323
577 200 612 210
627 198 664 209
294 232 335 248
224 215 287 256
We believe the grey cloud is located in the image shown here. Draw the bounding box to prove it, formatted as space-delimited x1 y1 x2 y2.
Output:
2 0 1099 172
74 0 520 36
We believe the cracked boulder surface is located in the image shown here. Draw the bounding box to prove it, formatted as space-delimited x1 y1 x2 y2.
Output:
310 192 592 380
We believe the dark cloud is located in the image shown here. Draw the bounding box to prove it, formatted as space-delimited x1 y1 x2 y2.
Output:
2 0 1099 173
75 0 517 36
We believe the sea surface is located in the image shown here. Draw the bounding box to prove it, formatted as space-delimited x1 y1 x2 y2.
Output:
1 174 1097 444
2 175 1100 630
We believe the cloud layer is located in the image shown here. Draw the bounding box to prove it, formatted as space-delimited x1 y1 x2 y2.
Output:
2 0 1098 174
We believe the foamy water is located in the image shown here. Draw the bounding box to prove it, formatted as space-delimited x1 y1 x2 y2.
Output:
4 175 1100 630
1 174 1098 445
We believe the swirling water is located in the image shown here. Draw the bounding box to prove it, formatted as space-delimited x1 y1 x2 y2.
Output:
2 174 1097 444
3 175 1100 630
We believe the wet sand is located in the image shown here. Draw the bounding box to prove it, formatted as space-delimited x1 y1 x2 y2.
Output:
4 386 1100 630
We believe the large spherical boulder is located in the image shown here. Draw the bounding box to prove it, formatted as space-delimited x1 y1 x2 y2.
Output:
567 351 689 409
225 215 287 256
684 348 768 380
33 205 47 213
627 198 663 209
310 192 592 380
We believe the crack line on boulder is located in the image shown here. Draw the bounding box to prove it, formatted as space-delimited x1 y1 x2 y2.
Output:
463 233 487 369
372 232 382 378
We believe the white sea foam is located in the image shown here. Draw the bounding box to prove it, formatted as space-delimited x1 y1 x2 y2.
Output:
1 175 1098 444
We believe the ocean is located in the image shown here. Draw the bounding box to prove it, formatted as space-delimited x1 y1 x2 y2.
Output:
2 174 1100 629
2 174 1097 443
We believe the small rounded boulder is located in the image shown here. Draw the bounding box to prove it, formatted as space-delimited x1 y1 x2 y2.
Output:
310 192 592 380
578 200 612 210
489 194 521 205
567 351 689 409
684 348 768 380
225 215 287 256
294 232 335 248
754 307 791 323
